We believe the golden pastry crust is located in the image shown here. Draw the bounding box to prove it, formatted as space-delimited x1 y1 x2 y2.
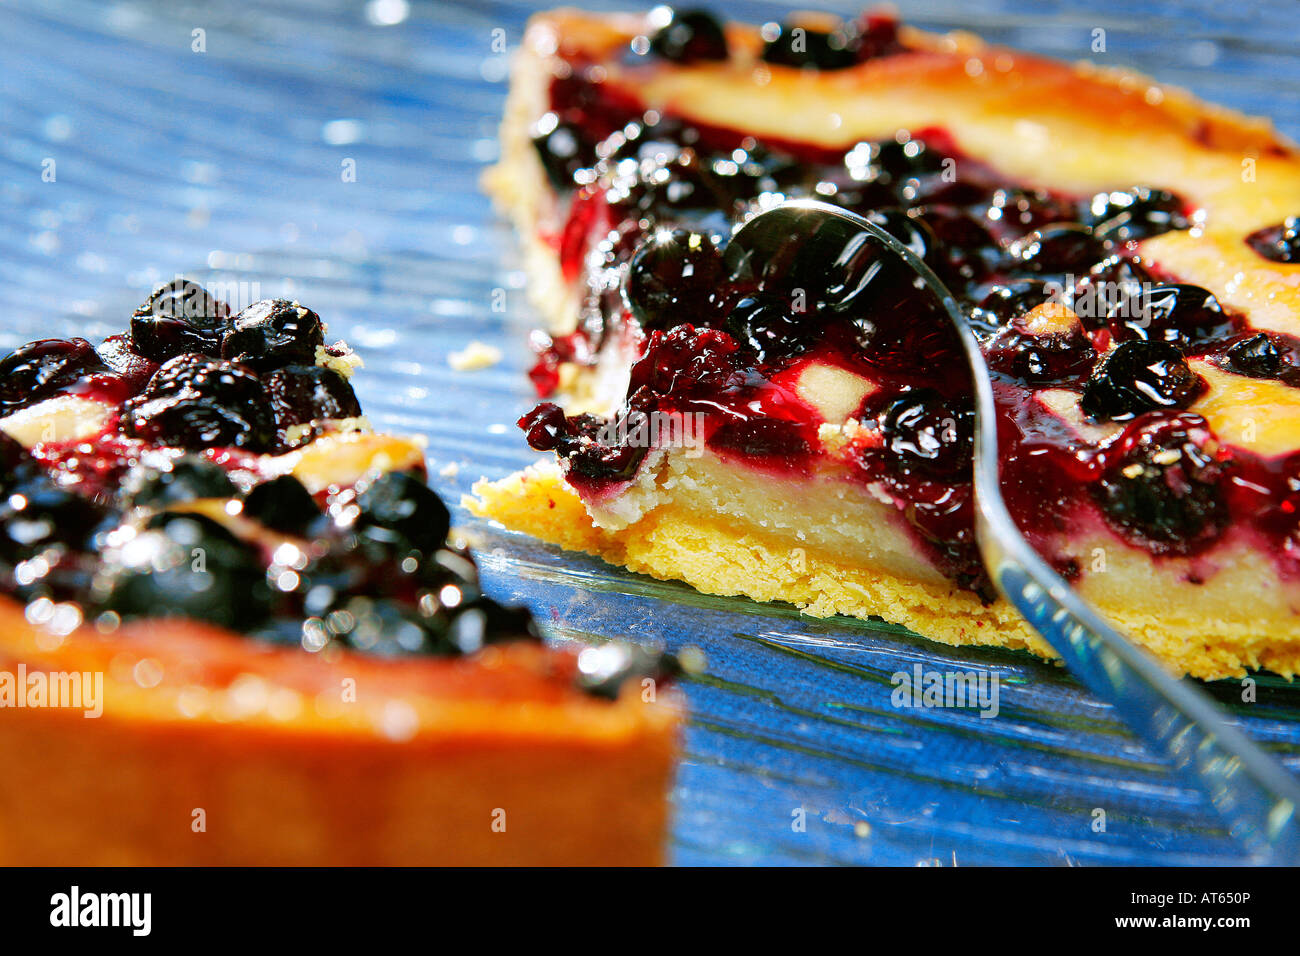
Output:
478 8 1300 679
468 462 1300 681
0 597 679 865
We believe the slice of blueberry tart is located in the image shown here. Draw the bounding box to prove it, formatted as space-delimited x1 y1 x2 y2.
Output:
0 278 680 865
471 7 1300 680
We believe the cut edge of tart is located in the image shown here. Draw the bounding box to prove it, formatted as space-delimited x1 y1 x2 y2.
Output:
472 6 1300 680
0 279 681 866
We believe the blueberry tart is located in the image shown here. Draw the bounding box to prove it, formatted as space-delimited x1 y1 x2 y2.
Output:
472 7 1300 680
0 279 680 865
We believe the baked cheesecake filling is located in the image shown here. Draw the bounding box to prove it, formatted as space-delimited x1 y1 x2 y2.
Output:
517 8 1300 598
0 281 678 697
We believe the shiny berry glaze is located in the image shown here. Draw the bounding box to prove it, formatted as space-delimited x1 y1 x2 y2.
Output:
520 47 1300 595
0 285 610 676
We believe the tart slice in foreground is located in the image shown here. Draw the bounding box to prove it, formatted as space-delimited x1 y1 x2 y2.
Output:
0 279 680 865
472 6 1300 680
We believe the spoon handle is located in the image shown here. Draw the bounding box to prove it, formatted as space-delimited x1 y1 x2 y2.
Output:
981 525 1300 863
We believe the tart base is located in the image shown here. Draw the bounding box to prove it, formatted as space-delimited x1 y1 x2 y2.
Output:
468 463 1300 681
0 600 678 865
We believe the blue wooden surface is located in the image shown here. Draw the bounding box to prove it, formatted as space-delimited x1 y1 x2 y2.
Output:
2 0 1299 865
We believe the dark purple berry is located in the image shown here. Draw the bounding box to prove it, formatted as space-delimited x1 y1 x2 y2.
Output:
98 512 270 629
122 354 275 451
724 294 811 364
648 9 728 63
0 338 109 414
1006 223 1109 275
967 281 1057 336
878 390 974 480
354 471 451 554
130 279 232 362
762 21 858 70
1093 412 1228 554
221 299 324 371
1245 216 1300 264
1083 187 1189 242
1107 283 1241 347
122 455 237 508
264 365 362 430
625 228 726 331
242 475 321 535
519 402 568 451
1081 340 1205 421
531 115 590 190
96 334 159 395
1226 332 1283 378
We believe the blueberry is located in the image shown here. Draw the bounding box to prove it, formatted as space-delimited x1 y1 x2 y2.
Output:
264 364 362 429
354 471 451 554
122 455 237 509
878 389 974 480
0 338 109 413
724 294 811 364
625 228 727 331
242 475 321 535
649 8 728 63
122 354 275 451
1245 216 1300 264
1006 223 1109 275
97 512 270 629
531 115 591 190
221 299 324 371
518 402 568 451
96 334 159 395
1081 340 1205 421
0 474 109 562
1083 187 1189 242
762 21 858 70
1226 332 1283 378
130 279 232 362
1107 283 1240 347
1092 412 1227 554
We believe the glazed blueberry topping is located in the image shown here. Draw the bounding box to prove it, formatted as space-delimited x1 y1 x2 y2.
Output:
1006 223 1110 275
122 354 276 451
121 456 238 509
1225 332 1283 378
624 228 727 331
1092 412 1228 554
97 512 272 630
1245 216 1300 264
241 474 321 535
724 294 812 364
0 338 110 414
97 334 160 394
354 470 452 555
0 301 662 695
264 364 362 430
648 8 728 63
531 116 589 190
1107 283 1240 347
1082 187 1189 243
878 390 974 480
762 21 859 70
221 299 325 371
130 279 232 363
1081 340 1205 422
